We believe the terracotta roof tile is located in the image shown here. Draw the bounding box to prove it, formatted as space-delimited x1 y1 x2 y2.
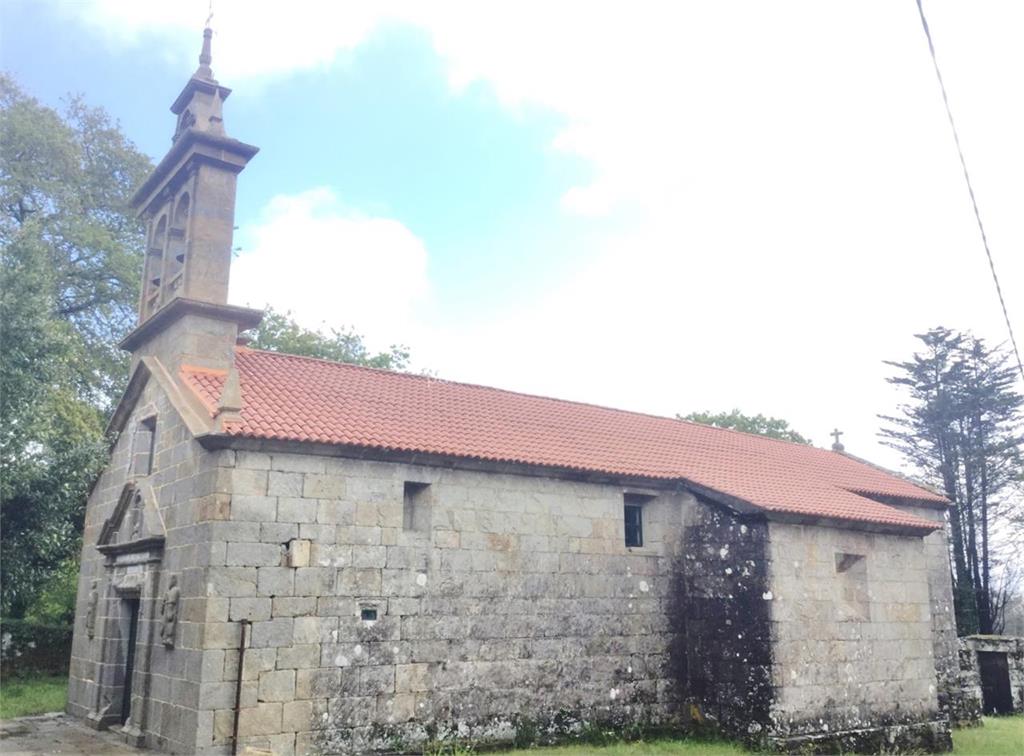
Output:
182 348 945 532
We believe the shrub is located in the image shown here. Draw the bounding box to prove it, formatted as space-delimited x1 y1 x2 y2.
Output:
0 618 73 677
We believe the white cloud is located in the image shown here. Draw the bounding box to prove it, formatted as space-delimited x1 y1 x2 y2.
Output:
66 0 1024 468
229 188 431 351
56 0 387 81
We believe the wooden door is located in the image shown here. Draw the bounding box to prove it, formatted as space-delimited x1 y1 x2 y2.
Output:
977 651 1013 715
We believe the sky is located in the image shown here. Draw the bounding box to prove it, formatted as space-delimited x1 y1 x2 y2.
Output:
3 0 1022 471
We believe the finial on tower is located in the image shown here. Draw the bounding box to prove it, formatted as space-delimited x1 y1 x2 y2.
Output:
196 9 215 82
830 428 845 452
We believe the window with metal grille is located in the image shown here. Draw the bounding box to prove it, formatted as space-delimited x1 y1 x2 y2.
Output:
624 498 644 548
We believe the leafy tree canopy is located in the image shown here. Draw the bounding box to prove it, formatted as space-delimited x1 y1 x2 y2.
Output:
1 75 151 616
679 408 810 444
249 307 411 371
1 73 152 405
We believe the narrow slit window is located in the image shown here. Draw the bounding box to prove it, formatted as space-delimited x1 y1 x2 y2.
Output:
624 497 644 548
403 482 431 532
132 417 157 477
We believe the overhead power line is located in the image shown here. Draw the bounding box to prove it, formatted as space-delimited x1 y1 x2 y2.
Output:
913 0 1024 383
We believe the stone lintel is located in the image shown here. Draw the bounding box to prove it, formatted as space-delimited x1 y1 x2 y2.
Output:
96 536 166 561
962 634 1023 651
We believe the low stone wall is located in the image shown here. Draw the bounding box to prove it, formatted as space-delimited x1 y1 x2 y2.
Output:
954 642 984 724
959 635 1024 716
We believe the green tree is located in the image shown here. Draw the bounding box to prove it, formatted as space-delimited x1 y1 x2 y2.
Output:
249 307 410 371
679 408 810 444
1 74 152 404
880 328 1023 634
1 75 152 616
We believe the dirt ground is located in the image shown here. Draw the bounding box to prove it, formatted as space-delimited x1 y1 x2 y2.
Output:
0 712 140 755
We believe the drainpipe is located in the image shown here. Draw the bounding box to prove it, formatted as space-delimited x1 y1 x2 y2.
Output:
232 620 250 756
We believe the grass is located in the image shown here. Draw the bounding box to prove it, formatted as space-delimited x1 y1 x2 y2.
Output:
499 739 746 755
952 715 1024 755
0 674 68 719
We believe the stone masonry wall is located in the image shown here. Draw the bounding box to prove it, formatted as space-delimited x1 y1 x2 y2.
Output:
766 523 950 751
197 450 694 755
69 382 963 755
69 376 222 752
675 502 772 739
913 507 963 722
884 502 969 724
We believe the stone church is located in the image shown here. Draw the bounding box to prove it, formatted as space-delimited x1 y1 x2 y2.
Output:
69 28 962 755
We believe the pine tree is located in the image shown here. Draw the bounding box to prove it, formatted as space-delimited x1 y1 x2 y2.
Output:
880 328 1023 634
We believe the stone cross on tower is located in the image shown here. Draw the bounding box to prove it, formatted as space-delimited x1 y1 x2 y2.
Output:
831 428 845 452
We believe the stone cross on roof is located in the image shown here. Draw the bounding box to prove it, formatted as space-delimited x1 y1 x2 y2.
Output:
831 428 845 452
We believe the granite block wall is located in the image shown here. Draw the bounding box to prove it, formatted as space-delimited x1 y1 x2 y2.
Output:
199 450 695 755
887 502 967 724
675 501 773 738
68 376 224 751
766 522 951 751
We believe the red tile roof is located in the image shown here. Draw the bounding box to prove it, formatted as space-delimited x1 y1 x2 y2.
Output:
182 347 945 532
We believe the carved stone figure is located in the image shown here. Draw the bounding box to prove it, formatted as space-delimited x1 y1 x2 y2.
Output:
160 575 180 647
128 494 142 539
85 579 99 639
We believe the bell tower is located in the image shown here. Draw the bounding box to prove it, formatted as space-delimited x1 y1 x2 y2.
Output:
121 25 262 372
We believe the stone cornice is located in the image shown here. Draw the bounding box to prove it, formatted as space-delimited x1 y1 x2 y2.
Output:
131 128 258 213
119 297 263 353
171 75 232 115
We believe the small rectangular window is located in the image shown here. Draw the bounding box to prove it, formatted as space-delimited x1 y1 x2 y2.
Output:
835 552 869 621
624 497 644 548
835 553 865 574
132 417 157 477
360 607 378 622
403 482 431 532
